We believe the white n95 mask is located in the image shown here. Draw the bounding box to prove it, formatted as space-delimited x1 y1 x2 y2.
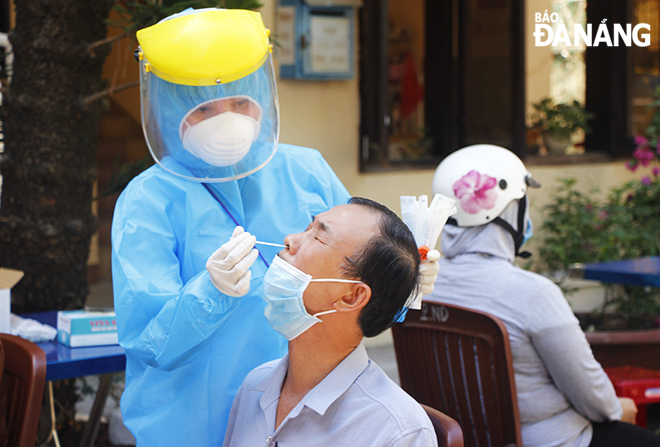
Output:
181 111 261 167
263 255 363 341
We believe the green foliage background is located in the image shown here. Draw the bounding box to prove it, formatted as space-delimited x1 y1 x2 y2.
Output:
537 177 660 329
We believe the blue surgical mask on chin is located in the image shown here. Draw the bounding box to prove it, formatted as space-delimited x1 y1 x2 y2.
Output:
522 217 533 247
263 255 363 341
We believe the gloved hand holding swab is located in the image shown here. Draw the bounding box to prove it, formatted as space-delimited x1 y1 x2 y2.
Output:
207 227 259 297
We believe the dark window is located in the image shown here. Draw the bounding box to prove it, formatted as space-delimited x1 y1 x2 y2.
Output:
360 0 657 168
585 0 659 156
358 0 525 171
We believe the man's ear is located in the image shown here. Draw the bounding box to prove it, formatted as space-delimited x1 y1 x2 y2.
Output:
335 283 371 312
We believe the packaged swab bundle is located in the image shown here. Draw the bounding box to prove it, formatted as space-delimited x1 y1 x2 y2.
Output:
400 193 456 309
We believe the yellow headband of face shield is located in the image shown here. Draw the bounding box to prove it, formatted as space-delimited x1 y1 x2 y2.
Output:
136 9 272 86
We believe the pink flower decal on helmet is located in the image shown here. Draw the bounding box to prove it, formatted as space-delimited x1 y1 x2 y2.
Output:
453 170 498 214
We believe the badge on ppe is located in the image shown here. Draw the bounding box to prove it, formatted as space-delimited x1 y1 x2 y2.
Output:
262 255 363 341
179 96 262 167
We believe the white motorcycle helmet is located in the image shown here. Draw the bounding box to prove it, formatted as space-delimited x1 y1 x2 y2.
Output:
432 144 540 257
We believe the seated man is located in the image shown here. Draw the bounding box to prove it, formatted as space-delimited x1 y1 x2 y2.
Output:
223 197 438 447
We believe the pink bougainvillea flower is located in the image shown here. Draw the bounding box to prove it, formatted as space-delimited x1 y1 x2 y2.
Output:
633 147 655 167
653 167 660 177
625 160 639 172
657 142 660 155
635 135 649 147
642 176 652 185
453 170 498 214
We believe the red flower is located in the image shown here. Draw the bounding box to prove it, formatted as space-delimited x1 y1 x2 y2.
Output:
633 147 655 167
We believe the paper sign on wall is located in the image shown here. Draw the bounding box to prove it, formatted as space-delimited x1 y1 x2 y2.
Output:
277 6 296 66
308 15 350 73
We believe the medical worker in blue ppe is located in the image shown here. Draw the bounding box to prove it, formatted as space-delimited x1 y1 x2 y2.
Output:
110 9 352 447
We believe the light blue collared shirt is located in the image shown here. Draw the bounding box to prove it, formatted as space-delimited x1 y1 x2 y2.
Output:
223 343 437 447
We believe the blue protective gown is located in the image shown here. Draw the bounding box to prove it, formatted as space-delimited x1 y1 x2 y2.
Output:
111 144 350 446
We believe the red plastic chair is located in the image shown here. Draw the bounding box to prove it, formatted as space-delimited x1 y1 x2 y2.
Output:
0 333 47 447
392 301 522 447
422 403 464 447
604 366 660 428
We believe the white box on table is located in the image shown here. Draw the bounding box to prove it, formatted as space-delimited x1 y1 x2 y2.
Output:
0 268 24 333
57 310 118 347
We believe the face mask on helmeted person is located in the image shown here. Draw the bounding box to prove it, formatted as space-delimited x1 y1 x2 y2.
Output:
262 255 363 341
432 144 541 258
522 216 533 247
136 8 279 182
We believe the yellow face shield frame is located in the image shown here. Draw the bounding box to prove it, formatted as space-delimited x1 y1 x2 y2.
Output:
137 9 272 86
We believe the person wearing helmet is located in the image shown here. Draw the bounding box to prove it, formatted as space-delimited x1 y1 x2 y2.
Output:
111 9 352 446
427 145 660 447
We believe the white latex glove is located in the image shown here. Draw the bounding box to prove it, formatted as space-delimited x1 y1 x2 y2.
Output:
406 249 442 310
419 249 441 296
206 226 259 297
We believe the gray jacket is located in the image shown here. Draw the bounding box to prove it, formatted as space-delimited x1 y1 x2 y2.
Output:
426 201 621 447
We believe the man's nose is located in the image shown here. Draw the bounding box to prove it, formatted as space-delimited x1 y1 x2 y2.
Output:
283 233 301 255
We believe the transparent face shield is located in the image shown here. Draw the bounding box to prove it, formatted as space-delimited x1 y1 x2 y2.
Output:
140 54 279 182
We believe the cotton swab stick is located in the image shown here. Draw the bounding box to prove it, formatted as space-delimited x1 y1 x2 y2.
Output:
255 241 287 248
